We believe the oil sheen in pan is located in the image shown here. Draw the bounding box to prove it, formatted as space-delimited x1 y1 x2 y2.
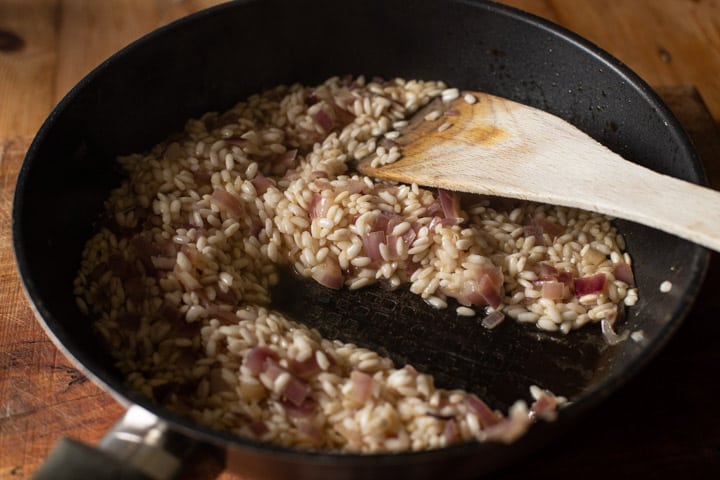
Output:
271 270 608 411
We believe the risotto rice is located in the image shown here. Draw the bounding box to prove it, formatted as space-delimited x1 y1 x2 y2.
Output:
74 75 634 452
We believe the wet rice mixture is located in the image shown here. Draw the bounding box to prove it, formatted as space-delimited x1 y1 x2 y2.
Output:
74 76 637 452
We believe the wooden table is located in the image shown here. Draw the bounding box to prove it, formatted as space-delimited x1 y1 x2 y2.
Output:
1 1 719 479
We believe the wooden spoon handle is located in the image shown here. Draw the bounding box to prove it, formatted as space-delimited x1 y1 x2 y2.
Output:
563 159 720 253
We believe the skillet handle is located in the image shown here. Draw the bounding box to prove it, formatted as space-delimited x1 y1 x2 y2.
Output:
33 405 210 480
33 437 154 480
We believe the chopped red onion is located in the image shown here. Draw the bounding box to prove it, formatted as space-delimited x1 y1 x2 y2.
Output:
290 356 322 380
281 399 315 419
309 193 332 219
442 418 460 443
281 375 311 407
438 189 462 221
251 174 275 195
349 370 375 405
540 281 565 300
524 218 563 245
270 148 298 175
312 107 334 132
478 275 503 308
600 318 629 345
211 188 244 218
538 262 558 280
482 408 532 444
345 179 366 194
248 221 263 238
523 224 545 245
244 346 279 376
529 387 564 422
614 262 635 286
465 394 501 427
452 265 504 308
180 244 202 267
535 218 564 237
311 257 344 290
557 270 574 287
574 273 607 296
481 310 505 329
363 230 385 263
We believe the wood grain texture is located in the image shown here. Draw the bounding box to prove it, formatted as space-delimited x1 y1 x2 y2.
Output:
0 2 58 138
0 137 124 479
0 1 719 479
502 0 720 123
0 0 229 137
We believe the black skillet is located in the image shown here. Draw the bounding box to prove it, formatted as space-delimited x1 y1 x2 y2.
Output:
12 1 709 479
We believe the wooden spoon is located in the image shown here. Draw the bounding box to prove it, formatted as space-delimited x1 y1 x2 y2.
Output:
357 91 720 252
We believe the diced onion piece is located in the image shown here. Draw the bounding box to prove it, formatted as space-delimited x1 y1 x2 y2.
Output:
557 270 574 287
349 370 375 405
534 218 563 238
442 418 460 443
522 224 545 245
524 218 563 244
211 188 244 218
540 281 565 300
574 273 606 296
482 401 532 444
290 356 322 380
251 173 275 195
600 318 629 345
478 275 503 308
438 189 462 221
309 193 332 219
363 231 385 263
244 346 279 375
465 394 501 427
312 107 335 132
311 257 344 290
345 179 366 194
453 265 504 308
538 263 558 280
529 387 562 422
282 399 315 419
614 262 635 286
281 375 311 407
271 149 298 175
481 310 505 329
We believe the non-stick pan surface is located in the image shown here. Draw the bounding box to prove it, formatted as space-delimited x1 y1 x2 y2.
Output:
12 1 708 479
